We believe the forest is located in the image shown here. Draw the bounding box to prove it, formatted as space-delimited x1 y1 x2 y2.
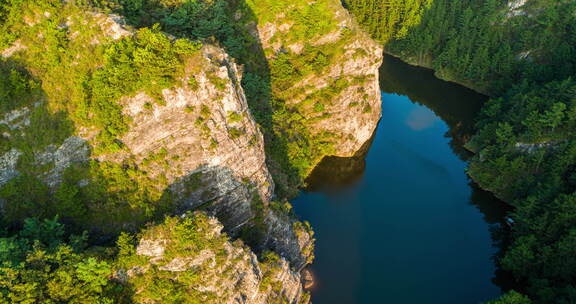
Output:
345 0 576 303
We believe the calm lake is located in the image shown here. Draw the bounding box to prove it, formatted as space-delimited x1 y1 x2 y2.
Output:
292 54 511 304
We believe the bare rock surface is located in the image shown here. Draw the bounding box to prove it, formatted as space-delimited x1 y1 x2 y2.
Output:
1 40 26 58
35 136 91 188
264 209 315 271
0 149 22 186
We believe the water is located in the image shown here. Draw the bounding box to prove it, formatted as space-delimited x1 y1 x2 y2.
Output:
292 54 511 304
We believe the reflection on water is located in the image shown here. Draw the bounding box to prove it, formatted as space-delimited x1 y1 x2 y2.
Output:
379 54 485 132
381 54 486 159
305 132 374 192
295 54 512 304
405 107 439 131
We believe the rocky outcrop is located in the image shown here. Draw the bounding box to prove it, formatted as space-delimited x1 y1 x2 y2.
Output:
506 0 529 17
0 107 31 187
0 12 134 190
264 209 315 271
90 43 274 233
91 13 132 41
515 141 561 153
252 0 383 157
1 40 26 58
1 10 273 233
120 213 309 304
0 106 92 189
35 136 91 188
0 149 21 186
1 7 313 270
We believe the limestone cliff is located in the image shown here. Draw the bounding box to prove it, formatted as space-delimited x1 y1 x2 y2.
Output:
93 42 274 232
116 212 309 304
248 0 383 159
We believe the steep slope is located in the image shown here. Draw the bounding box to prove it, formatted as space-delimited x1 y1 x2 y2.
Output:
243 0 383 188
360 0 576 95
0 211 311 304
0 0 385 302
249 0 382 157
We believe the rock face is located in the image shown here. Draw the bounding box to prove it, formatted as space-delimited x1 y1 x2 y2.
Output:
0 149 21 186
35 136 91 188
263 209 315 271
0 5 312 258
0 13 134 190
121 213 309 304
253 0 383 157
515 141 560 153
507 0 529 17
0 107 91 189
93 43 274 233
1 9 272 230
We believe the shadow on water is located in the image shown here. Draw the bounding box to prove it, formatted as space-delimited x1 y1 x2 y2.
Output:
468 183 522 294
305 130 376 192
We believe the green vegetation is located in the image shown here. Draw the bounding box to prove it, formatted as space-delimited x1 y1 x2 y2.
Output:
206 71 228 91
0 157 173 231
0 212 297 303
188 76 199 91
88 25 201 152
349 0 576 95
346 0 576 302
117 213 229 303
343 0 432 43
116 212 296 303
227 111 243 123
467 79 576 303
228 126 245 139
0 60 38 113
0 217 123 303
488 291 532 304
0 1 195 153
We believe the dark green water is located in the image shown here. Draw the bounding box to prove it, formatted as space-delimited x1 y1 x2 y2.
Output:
292 55 511 304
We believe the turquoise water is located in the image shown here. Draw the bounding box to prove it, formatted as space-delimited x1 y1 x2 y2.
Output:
292 55 510 304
